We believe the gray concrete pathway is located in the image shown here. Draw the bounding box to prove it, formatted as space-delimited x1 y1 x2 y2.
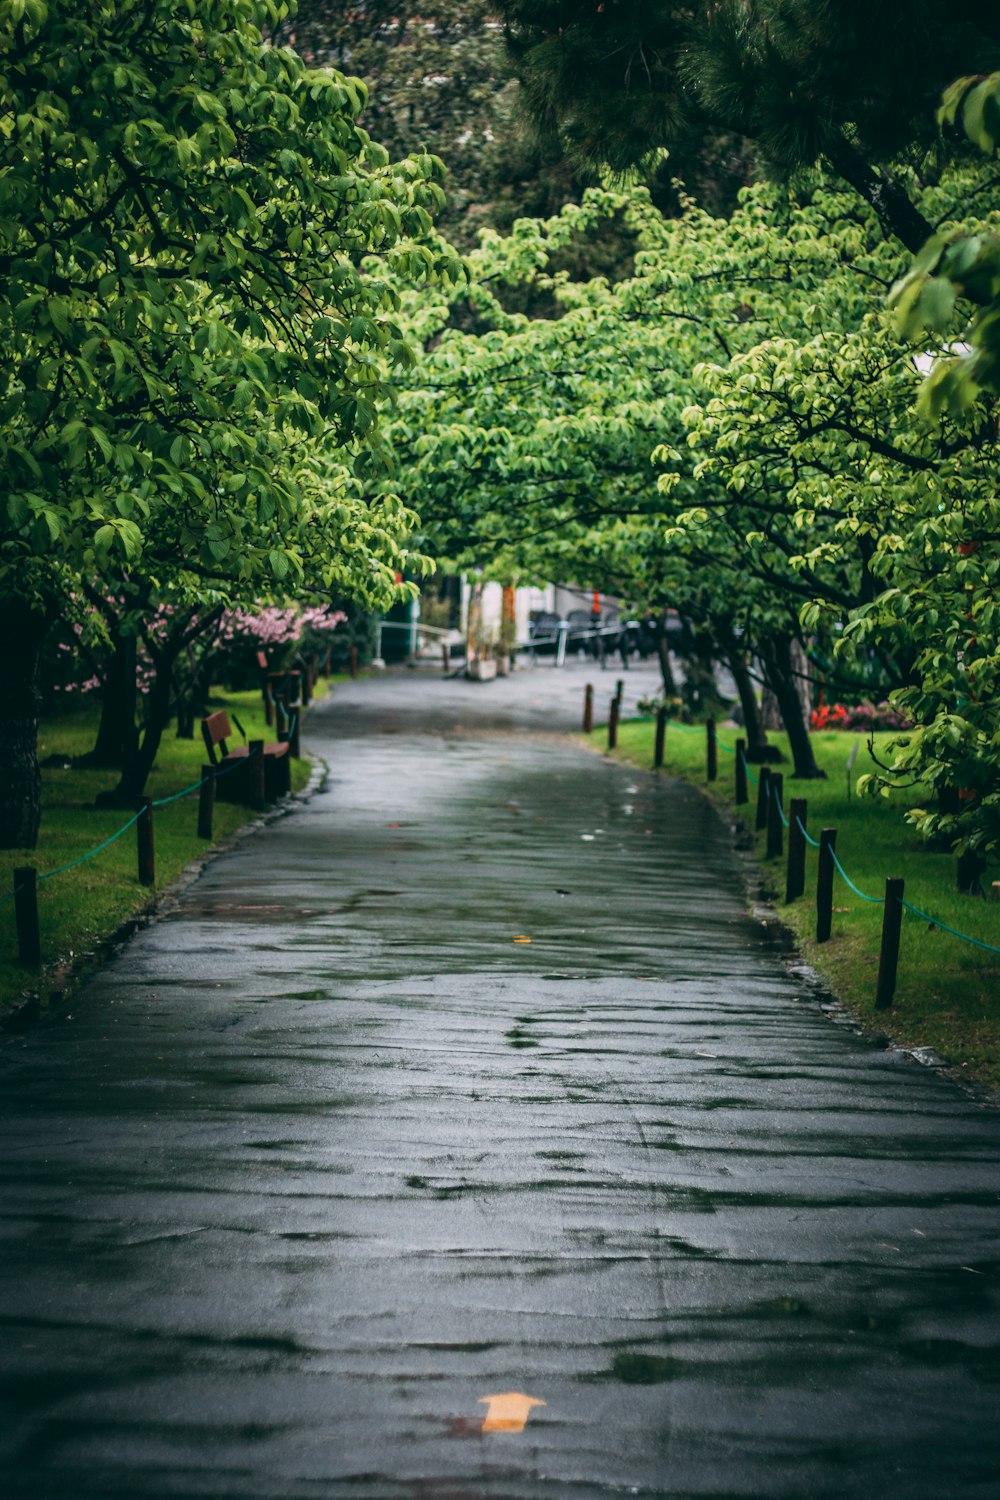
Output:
1 661 998 1499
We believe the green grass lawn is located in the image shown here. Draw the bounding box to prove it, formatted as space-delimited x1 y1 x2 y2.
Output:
0 684 323 1015
593 715 1000 1094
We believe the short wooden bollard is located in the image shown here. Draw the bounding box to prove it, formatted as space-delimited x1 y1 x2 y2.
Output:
263 681 274 729
735 738 748 805
616 678 625 702
13 867 41 964
755 766 772 831
654 705 667 769
349 644 358 679
442 643 450 673
583 682 594 734
136 798 155 887
875 877 905 1009
608 696 619 750
786 798 807 903
301 666 312 707
197 765 216 840
816 827 837 942
766 771 784 859
287 713 301 759
706 718 718 783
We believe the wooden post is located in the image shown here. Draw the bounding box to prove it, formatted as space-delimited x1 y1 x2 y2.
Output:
263 679 274 729
654 705 667 769
875 877 905 1009
816 827 837 943
349 644 358 679
616 678 625 702
13 867 41 964
735 738 748 805
197 765 216 840
706 719 718 782
786 798 807 903
323 647 332 677
248 740 266 809
442 643 450 673
288 711 301 759
755 766 771 831
136 797 155 887
608 696 619 750
766 770 784 859
275 696 289 742
301 664 311 707
583 682 594 734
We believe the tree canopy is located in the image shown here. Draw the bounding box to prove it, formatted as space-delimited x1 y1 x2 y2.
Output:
0 0 459 845
499 1 1000 248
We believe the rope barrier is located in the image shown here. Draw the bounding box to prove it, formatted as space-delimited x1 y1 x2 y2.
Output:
736 745 759 785
150 748 252 808
36 808 147 882
899 899 1000 956
152 775 208 808
828 846 885 904
2 745 268 905
638 716 1000 963
770 779 789 828
795 813 821 848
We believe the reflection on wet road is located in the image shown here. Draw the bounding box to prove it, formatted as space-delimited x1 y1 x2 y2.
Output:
1 666 998 1499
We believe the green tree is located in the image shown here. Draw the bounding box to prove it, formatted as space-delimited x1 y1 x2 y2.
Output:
0 0 455 847
386 157 998 793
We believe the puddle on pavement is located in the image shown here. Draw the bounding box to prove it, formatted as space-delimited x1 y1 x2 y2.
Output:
609 1351 682 1384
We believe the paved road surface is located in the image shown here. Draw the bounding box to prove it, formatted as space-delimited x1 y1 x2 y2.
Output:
1 662 998 1499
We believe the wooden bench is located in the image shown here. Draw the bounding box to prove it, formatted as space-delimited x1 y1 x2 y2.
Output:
200 710 291 804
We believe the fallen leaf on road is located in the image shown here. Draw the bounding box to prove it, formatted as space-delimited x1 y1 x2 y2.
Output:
479 1392 545 1433
513 935 532 944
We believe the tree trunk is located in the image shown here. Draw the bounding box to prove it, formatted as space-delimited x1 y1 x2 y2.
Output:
654 609 678 696
174 651 206 740
823 134 934 254
677 622 725 718
95 647 176 806
726 650 778 762
761 636 826 779
81 631 138 769
0 601 49 849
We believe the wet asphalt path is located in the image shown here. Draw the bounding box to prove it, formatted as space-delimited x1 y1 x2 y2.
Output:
1 662 999 1499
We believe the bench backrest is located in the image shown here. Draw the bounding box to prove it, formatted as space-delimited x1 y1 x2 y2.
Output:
201 710 231 763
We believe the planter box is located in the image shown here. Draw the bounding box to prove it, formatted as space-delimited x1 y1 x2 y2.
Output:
468 658 498 682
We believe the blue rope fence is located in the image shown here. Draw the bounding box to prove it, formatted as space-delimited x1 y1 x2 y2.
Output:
736 744 759 786
769 778 790 829
898 900 1000 956
795 813 821 849
619 701 1000 966
828 846 885 905
1 745 269 917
